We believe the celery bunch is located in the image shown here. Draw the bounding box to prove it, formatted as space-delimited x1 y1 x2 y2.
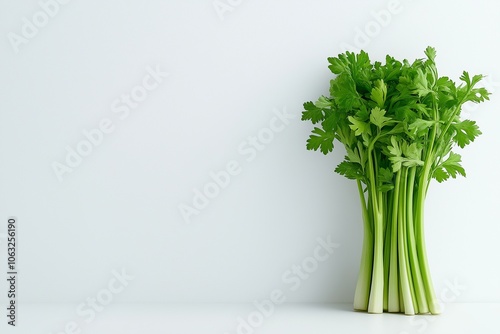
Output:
302 47 489 314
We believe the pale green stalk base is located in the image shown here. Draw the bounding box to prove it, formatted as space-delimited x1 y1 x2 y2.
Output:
353 166 441 315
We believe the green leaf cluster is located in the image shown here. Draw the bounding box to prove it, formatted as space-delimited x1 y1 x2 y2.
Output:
303 47 488 184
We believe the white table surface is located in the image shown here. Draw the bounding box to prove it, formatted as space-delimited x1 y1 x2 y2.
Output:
4 303 499 334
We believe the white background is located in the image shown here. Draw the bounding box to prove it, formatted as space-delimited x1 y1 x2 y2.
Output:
0 0 499 319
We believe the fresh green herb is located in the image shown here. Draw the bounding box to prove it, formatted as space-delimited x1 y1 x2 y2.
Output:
302 47 489 315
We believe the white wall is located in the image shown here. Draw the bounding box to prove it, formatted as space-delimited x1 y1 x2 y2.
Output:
0 0 499 304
